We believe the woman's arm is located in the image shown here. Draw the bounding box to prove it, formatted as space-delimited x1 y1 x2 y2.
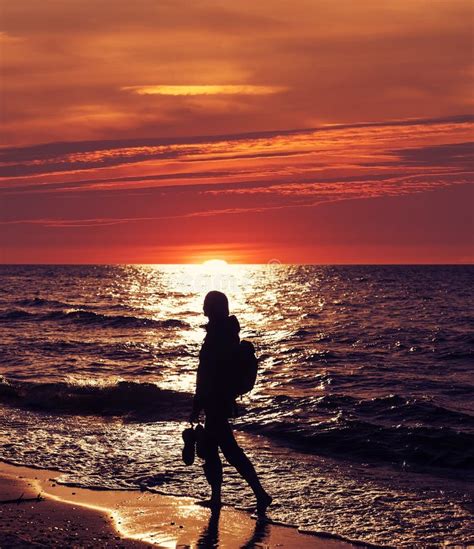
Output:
190 347 212 421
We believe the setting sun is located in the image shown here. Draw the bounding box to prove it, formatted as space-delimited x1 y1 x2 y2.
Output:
202 259 229 270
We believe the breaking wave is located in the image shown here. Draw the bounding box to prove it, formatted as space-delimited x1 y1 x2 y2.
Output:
0 308 188 329
1 376 472 472
0 378 190 418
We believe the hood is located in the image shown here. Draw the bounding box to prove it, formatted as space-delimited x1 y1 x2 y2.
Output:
206 314 240 335
227 314 241 334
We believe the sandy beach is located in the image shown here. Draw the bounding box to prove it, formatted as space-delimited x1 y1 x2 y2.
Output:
0 461 354 548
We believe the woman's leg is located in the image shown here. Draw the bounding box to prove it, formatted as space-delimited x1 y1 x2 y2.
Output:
217 418 272 511
202 417 223 505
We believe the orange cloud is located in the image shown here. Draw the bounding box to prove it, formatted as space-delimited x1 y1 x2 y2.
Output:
2 1 473 145
122 85 287 96
1 1 473 263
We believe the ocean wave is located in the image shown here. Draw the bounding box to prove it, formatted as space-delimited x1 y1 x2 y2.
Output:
29 339 190 361
242 415 474 471
353 394 474 427
240 393 474 471
0 378 191 418
438 349 474 361
1 376 473 472
0 309 35 320
15 297 70 308
0 308 188 329
306 350 338 361
270 393 474 428
15 297 142 314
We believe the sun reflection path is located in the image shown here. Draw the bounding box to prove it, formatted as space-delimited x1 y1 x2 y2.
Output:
166 263 282 324
119 263 289 394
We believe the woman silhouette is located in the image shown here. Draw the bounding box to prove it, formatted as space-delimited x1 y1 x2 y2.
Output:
190 290 272 513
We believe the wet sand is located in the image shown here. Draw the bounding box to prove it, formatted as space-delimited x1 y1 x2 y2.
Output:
0 461 354 548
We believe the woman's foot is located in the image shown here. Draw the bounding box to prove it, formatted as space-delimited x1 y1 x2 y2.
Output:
256 493 272 515
195 498 222 510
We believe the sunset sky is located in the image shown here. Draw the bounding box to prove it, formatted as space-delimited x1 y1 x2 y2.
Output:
1 0 473 263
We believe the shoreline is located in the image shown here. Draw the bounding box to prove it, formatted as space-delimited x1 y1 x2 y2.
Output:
0 461 356 548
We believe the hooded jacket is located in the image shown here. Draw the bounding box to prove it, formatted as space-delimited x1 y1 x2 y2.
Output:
192 314 240 417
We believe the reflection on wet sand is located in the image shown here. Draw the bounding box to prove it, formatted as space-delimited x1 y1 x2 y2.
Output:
196 507 220 548
196 506 270 549
0 462 346 548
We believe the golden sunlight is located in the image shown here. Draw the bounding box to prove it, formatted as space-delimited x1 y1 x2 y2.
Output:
121 85 286 96
202 259 230 271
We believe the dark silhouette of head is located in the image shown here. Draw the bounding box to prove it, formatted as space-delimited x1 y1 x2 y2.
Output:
203 291 229 320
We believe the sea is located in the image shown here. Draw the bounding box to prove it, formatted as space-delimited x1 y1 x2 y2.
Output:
0 264 473 547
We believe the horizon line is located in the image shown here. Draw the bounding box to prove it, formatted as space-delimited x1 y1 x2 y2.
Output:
1 262 472 267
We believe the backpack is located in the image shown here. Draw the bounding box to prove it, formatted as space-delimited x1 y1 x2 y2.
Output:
233 340 258 397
